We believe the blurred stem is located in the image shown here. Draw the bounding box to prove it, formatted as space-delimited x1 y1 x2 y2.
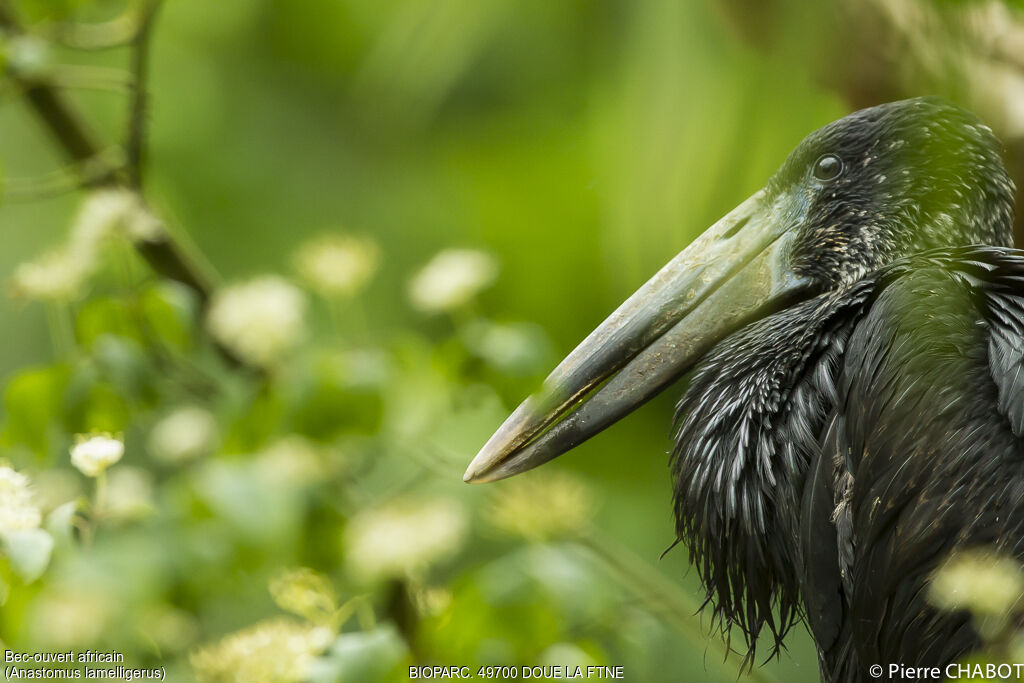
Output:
356 596 377 633
94 470 108 519
126 0 161 190
45 302 76 358
115 239 142 291
73 509 94 548
332 594 378 633
1 147 123 201
385 578 421 661
79 472 108 548
575 527 777 683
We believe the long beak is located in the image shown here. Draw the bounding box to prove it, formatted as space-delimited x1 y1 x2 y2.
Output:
464 189 814 484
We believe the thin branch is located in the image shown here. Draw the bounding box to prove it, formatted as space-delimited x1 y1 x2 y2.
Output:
2 147 124 201
126 0 161 189
0 1 252 371
0 8 105 172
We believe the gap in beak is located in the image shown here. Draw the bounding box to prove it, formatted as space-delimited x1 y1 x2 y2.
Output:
721 214 751 240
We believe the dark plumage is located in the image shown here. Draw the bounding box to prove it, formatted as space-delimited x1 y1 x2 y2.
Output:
467 97 1024 681
674 246 1024 677
671 99 1020 666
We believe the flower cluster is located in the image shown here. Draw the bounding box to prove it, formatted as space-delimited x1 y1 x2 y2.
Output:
345 498 467 581
10 247 95 302
269 567 339 626
70 188 163 248
70 434 124 478
929 548 1024 618
206 276 308 367
408 249 498 313
0 466 42 534
190 618 333 683
10 190 162 302
292 234 379 298
148 406 218 464
255 436 326 488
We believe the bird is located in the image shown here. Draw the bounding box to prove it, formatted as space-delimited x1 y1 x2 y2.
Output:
462 97 1024 681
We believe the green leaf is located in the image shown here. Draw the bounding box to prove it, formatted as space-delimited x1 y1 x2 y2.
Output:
46 501 80 549
283 355 384 440
72 381 131 435
3 529 54 583
222 387 285 451
76 297 142 349
2 364 70 456
139 283 196 352
308 625 408 683
92 335 153 404
193 461 302 544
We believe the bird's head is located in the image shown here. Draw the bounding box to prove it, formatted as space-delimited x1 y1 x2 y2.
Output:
464 97 1014 484
781 97 1013 286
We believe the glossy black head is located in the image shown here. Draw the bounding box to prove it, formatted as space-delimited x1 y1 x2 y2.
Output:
778 97 1015 286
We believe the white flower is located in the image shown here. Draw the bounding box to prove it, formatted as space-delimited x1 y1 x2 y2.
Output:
70 434 124 477
148 406 218 464
190 618 333 683
9 247 94 302
125 203 164 242
345 498 467 581
70 189 162 254
255 436 325 487
462 320 549 373
0 466 42 533
9 190 165 304
408 249 498 313
929 548 1024 618
411 586 452 617
269 568 338 626
293 235 379 298
206 276 308 367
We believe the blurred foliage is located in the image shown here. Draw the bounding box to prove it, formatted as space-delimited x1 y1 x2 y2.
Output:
927 548 1024 677
1 0 1023 681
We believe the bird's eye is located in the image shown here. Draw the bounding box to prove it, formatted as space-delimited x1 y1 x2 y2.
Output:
813 154 843 181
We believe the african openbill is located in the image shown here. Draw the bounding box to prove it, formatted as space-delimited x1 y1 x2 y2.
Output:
464 98 1024 681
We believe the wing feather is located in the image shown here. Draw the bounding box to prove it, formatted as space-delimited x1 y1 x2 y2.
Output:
808 249 1024 680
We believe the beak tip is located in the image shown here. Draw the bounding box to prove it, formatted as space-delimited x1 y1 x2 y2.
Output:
463 449 497 484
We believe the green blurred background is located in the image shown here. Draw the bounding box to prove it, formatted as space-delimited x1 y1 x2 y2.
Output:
0 0 1021 681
